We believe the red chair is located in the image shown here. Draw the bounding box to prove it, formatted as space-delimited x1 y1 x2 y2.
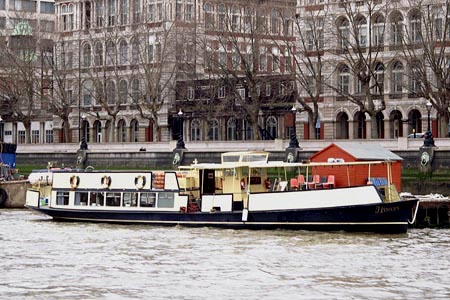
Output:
307 175 321 189
323 175 335 189
297 175 306 190
290 178 299 190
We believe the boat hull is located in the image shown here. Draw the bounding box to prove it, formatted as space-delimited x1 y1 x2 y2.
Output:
26 199 418 234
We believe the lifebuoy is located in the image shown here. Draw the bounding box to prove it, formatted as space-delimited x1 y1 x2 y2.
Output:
70 175 80 189
240 178 246 190
101 175 112 189
134 175 146 189
0 188 7 208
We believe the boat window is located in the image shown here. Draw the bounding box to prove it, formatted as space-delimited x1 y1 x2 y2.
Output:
242 154 267 162
123 192 138 207
140 192 156 207
56 191 69 205
90 192 104 206
222 156 240 163
106 192 121 206
74 192 89 206
224 168 236 177
158 192 174 208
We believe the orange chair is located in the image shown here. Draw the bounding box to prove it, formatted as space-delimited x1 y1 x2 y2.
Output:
323 175 335 189
307 175 321 189
290 178 299 190
297 175 306 190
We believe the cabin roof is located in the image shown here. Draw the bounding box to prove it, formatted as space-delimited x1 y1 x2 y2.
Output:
311 142 403 161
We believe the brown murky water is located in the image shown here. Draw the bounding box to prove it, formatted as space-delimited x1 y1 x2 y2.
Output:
1 209 449 300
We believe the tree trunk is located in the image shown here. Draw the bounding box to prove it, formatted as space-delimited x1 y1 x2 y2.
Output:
63 118 70 143
370 115 379 139
438 111 449 138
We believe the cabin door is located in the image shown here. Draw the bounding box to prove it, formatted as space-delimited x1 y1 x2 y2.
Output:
200 169 216 194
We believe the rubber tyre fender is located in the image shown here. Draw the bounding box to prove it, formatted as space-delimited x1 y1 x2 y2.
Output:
0 188 7 208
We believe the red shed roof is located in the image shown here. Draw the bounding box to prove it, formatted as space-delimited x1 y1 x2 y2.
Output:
310 142 403 161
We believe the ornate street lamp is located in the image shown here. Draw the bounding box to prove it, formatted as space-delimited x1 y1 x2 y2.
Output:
423 101 435 147
288 106 299 148
176 109 185 149
80 114 88 150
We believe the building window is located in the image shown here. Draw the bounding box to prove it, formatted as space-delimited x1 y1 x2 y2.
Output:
266 116 277 139
338 18 350 49
374 62 385 95
265 84 271 96
40 2 54 13
61 4 74 31
0 0 5 10
339 64 350 94
106 81 116 104
119 40 128 64
191 118 201 141
96 1 104 27
175 0 182 20
244 120 253 140
410 13 421 43
218 86 225 98
131 38 140 64
131 120 139 142
95 42 103 66
120 0 128 24
131 79 140 102
185 0 193 21
356 17 367 47
231 5 239 31
227 118 237 140
83 44 92 67
187 86 194 100
32 130 39 144
271 9 279 34
108 0 116 26
133 0 141 23
391 14 403 45
18 130 25 144
45 130 53 143
118 119 126 142
373 15 385 46
217 3 226 30
119 80 128 104
106 41 115 65
392 61 403 94
208 119 219 141
204 3 214 29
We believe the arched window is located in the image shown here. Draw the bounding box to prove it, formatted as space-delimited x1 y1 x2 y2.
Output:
356 16 367 47
227 118 237 140
337 17 350 49
266 116 277 139
390 12 403 45
391 61 403 94
83 44 91 67
271 9 280 35
106 40 116 65
106 81 116 104
410 11 421 43
119 79 128 104
355 111 366 139
61 4 74 31
244 120 253 140
131 119 139 142
118 119 126 142
336 112 349 139
409 61 421 93
208 119 219 141
191 118 201 141
373 14 385 46
95 42 103 66
338 64 350 94
94 120 102 143
131 38 140 64
204 3 214 29
374 62 385 95
119 40 128 64
82 118 90 142
131 78 140 102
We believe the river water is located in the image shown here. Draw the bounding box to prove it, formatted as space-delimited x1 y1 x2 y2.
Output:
1 209 449 300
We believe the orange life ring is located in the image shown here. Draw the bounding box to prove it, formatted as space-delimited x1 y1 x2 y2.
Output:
134 175 146 189
70 175 80 189
101 175 111 189
240 178 246 190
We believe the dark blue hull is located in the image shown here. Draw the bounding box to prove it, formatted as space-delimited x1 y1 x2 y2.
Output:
27 199 419 234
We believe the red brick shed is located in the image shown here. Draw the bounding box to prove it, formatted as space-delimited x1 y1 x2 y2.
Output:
309 142 403 190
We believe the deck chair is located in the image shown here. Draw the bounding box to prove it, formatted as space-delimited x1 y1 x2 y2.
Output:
323 175 335 189
307 175 321 189
290 178 299 190
297 175 306 190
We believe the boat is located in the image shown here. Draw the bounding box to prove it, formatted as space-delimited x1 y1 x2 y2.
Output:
25 151 419 233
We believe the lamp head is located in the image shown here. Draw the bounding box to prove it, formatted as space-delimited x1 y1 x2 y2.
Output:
426 101 432 112
178 109 183 117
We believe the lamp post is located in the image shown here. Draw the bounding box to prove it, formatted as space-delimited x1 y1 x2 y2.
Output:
79 114 88 150
424 101 435 147
288 106 299 148
176 109 185 149
0 115 3 142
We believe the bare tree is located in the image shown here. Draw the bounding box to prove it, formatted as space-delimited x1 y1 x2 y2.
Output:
400 0 450 137
325 0 391 138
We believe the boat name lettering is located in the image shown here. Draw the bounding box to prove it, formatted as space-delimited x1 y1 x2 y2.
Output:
375 206 400 214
